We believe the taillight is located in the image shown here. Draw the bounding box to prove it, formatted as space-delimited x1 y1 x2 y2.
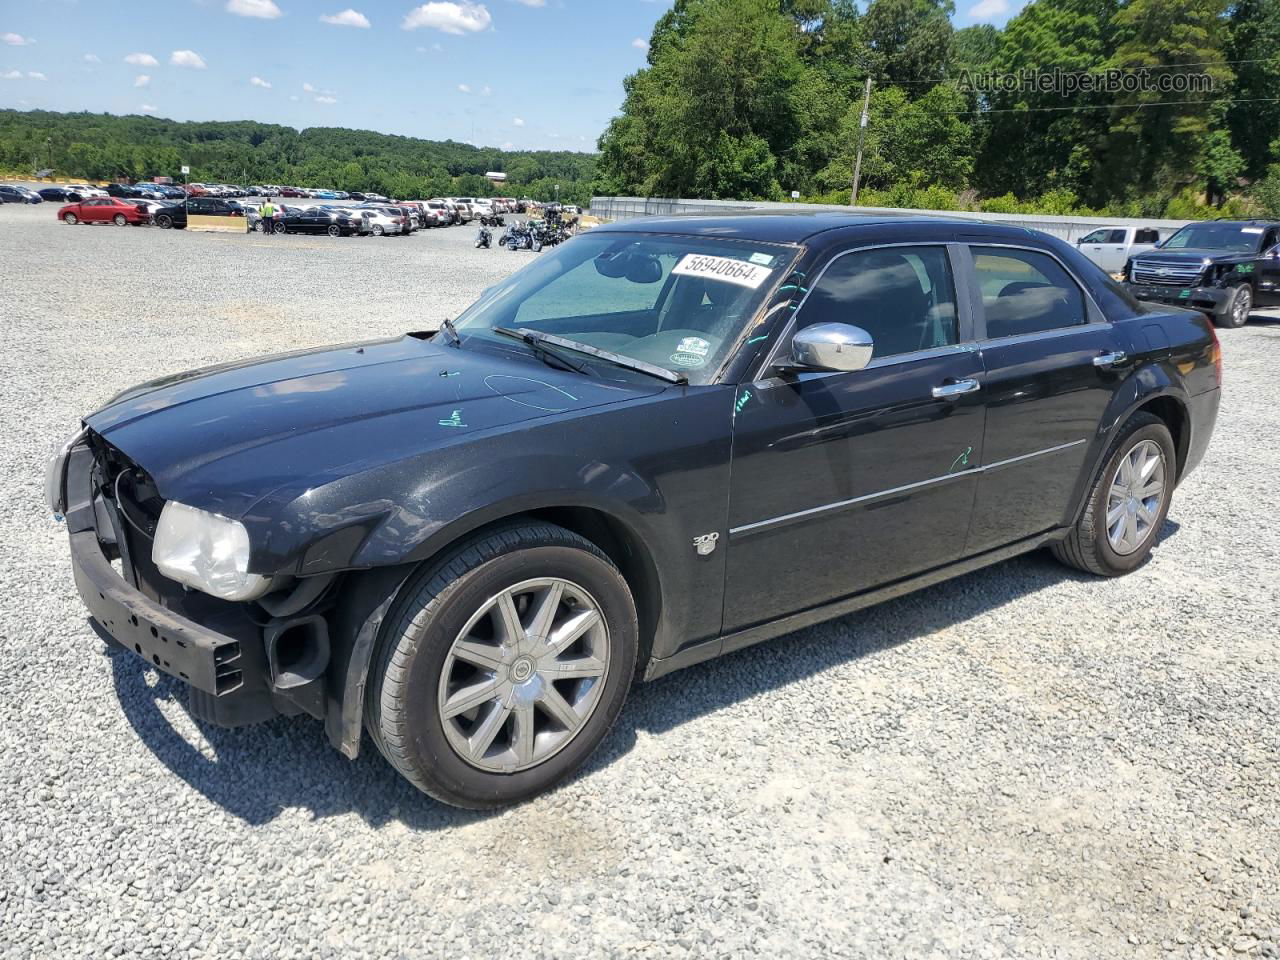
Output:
1208 332 1222 388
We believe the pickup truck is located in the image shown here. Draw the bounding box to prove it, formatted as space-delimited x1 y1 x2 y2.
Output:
1123 219 1280 327
1075 225 1166 274
47 213 1221 808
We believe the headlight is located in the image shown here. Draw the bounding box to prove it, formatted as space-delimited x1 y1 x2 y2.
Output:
45 428 86 517
152 501 272 602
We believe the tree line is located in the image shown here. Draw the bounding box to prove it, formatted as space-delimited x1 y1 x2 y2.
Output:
596 0 1280 218
0 109 599 205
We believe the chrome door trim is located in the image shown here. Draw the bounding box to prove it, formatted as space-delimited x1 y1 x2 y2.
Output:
729 438 1087 538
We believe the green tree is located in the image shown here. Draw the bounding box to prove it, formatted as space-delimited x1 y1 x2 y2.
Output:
1225 0 1280 179
862 0 955 87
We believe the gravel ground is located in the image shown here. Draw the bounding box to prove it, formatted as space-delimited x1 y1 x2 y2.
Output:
1 201 1277 959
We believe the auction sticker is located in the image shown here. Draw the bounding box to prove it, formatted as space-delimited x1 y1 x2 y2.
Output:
676 336 710 357
673 253 773 289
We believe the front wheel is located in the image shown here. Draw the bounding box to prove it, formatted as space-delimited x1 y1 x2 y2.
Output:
1216 283 1252 329
113 213 127 226
1051 412 1176 577
64 213 78 225
372 224 384 236
367 522 638 809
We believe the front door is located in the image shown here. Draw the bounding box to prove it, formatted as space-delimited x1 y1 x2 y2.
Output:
963 243 1129 553
1256 228 1280 306
724 243 985 632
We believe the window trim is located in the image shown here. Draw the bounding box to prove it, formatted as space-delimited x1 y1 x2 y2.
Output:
963 241 1107 343
754 240 975 381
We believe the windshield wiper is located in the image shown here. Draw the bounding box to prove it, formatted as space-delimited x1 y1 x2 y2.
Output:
438 317 461 347
492 327 590 375
493 327 686 385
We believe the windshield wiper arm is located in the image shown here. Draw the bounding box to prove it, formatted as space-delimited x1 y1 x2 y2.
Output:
493 327 686 385
492 327 590 375
438 317 461 347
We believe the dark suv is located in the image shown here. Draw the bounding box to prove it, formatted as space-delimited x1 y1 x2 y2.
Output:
1123 219 1280 328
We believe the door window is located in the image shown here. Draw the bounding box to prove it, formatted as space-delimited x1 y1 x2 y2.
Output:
971 248 1087 339
1079 229 1107 244
792 246 958 360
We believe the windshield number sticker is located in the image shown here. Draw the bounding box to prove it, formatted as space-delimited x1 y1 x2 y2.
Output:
676 336 710 357
673 254 773 289
1241 227 1264 234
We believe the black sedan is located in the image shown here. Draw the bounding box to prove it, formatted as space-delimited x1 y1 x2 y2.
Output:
0 185 42 204
39 186 84 203
47 213 1221 809
152 196 244 229
277 206 363 236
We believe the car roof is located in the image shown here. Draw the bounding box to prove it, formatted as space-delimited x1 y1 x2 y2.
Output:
590 210 1009 244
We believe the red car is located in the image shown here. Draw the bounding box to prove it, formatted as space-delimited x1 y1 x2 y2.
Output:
57 197 152 226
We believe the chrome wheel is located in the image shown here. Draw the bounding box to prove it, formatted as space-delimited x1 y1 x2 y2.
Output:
1106 439 1166 555
1232 285 1252 326
437 577 610 773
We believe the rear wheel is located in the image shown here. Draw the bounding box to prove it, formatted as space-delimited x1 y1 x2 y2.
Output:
156 214 172 229
367 522 638 809
1051 413 1175 576
1216 283 1252 329
64 212 78 225
113 213 128 226
327 223 341 237
372 224 384 236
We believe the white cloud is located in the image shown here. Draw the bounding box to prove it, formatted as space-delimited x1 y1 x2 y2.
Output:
250 75 272 88
302 81 315 92
510 0 544 5
226 0 283 18
2 33 34 46
124 52 158 66
141 104 155 113
402 2 491 35
457 83 471 93
967 0 1009 19
315 94 337 104
83 53 100 63
170 50 207 68
512 116 524 127
631 37 649 52
27 71 45 80
480 84 491 95
134 74 150 87
1 69 21 79
320 8 370 27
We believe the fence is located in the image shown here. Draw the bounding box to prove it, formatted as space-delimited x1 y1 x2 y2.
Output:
588 196 1193 243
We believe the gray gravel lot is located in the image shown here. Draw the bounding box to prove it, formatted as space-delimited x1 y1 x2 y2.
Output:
1 201 1277 959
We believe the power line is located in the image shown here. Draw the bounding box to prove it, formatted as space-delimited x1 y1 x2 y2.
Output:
870 54 1280 85
941 96 1280 116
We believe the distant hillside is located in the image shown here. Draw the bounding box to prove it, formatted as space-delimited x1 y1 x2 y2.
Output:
0 109 599 203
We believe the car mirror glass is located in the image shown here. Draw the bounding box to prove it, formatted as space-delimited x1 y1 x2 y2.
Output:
624 254 663 284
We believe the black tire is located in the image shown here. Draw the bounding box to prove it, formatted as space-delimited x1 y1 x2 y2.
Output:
327 223 341 237
367 521 638 809
273 221 286 235
1050 412 1176 577
156 214 172 230
63 212 78 225
1215 283 1252 329
113 213 127 226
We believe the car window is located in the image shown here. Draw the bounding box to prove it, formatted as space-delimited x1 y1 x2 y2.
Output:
792 246 958 360
972 247 1087 339
1134 228 1160 244
1106 229 1126 243
1079 230 1108 244
1263 228 1280 250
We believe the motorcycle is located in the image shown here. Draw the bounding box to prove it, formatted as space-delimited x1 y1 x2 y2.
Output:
479 214 505 227
500 221 541 252
475 226 492 249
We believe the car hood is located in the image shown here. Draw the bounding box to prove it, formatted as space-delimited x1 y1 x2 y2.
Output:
86 335 662 518
1132 248 1255 264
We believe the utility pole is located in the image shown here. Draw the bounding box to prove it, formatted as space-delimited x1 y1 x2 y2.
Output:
850 78 872 208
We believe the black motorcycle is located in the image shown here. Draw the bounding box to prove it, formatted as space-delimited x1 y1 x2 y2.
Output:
475 226 492 249
479 214 505 227
500 221 541 252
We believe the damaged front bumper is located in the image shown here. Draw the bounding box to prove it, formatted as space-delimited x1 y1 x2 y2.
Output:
1126 282 1232 316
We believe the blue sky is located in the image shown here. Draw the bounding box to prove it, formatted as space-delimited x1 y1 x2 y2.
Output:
1 0 1027 153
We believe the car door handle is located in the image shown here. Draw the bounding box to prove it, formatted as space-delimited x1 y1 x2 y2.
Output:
931 378 981 400
1093 351 1127 367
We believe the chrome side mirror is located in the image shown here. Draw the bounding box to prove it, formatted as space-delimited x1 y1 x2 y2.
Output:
791 323 874 372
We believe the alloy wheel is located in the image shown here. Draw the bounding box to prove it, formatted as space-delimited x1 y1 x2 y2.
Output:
437 577 610 773
1105 439 1166 555
1233 285 1252 326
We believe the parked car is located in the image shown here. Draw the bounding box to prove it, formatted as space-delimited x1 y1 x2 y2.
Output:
57 197 151 225
360 206 405 236
127 199 165 218
47 213 1222 808
183 183 209 197
152 196 245 229
1123 219 1280 328
67 183 108 199
130 183 167 200
278 187 305 198
0 185 43 204
105 183 143 199
39 186 84 203
1075 225 1165 275
277 206 363 237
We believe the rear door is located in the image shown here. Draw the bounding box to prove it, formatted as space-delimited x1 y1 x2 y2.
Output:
1257 227 1280 306
962 242 1128 554
82 199 111 222
723 242 985 632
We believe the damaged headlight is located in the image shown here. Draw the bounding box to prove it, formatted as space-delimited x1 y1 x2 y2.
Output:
45 428 86 518
152 501 272 602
